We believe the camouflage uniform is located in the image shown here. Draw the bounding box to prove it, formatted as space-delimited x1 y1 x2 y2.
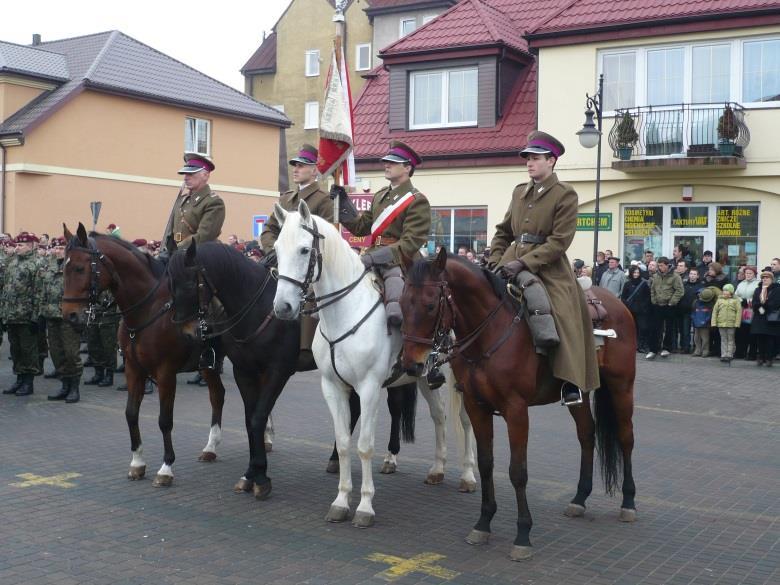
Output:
1 249 41 376
84 290 119 385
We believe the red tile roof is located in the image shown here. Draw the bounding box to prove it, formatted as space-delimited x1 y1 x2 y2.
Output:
528 0 780 35
241 32 276 74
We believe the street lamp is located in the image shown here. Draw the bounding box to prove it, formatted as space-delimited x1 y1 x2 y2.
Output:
576 73 604 266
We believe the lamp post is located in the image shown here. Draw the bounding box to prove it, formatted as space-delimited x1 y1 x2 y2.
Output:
576 73 604 266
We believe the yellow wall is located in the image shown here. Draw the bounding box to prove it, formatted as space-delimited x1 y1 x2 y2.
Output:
249 0 373 171
3 90 283 239
0 78 49 122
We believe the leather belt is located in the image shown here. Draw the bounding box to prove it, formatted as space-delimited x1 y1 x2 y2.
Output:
374 235 398 246
514 233 545 245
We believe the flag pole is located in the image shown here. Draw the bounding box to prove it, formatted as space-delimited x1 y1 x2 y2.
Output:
332 15 345 231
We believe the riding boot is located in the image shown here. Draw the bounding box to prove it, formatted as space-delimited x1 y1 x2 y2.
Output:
48 378 70 401
382 266 404 327
186 372 203 385
3 375 23 394
15 374 34 396
97 370 114 387
560 382 583 406
84 367 105 385
65 377 81 404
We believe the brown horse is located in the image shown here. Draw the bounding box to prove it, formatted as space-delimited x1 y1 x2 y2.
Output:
400 250 636 561
62 224 227 486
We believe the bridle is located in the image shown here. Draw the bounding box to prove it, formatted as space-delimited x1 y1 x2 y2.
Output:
275 220 324 308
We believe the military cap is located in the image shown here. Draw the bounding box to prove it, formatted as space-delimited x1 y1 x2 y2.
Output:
381 140 422 167
50 237 66 247
132 238 148 247
15 231 39 243
289 144 319 166
178 152 215 174
520 131 565 159
106 223 117 231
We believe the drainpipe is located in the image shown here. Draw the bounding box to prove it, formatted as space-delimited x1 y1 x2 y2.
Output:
0 143 6 233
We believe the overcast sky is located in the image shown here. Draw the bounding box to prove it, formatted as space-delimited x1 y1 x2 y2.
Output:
2 0 293 91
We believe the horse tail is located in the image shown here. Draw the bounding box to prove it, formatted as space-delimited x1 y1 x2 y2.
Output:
594 381 623 496
399 382 417 443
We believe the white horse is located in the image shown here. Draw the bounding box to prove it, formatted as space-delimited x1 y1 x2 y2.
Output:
272 201 476 527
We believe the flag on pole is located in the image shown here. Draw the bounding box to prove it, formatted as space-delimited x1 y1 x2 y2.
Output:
317 43 355 186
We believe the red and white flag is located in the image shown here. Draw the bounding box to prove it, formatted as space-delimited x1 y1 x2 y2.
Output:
317 44 355 186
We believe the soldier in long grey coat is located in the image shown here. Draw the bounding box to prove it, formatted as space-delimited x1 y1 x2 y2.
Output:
488 131 599 406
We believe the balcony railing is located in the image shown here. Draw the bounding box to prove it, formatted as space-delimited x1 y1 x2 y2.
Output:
607 102 750 159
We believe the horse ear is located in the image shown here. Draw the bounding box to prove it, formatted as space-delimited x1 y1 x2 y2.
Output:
184 240 197 266
434 246 447 273
76 222 88 246
273 203 287 226
298 199 312 223
63 223 73 242
165 235 178 254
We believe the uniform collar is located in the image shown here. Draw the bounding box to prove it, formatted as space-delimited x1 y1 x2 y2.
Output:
297 181 320 199
187 184 211 200
386 179 413 199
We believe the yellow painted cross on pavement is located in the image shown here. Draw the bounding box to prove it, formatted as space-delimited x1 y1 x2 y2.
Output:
10 472 82 489
366 552 460 582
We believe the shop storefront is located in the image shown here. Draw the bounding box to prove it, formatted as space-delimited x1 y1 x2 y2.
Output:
428 206 488 254
621 203 759 275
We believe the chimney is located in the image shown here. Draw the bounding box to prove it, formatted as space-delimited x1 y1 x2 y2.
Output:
32 34 41 46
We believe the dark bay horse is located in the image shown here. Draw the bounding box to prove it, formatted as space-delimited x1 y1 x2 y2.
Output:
401 250 637 561
62 224 227 486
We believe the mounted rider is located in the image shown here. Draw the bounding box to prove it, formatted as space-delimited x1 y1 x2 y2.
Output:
261 144 334 371
488 131 599 406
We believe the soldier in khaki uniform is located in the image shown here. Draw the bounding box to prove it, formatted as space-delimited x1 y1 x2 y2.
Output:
488 131 599 405
162 153 225 252
261 144 334 370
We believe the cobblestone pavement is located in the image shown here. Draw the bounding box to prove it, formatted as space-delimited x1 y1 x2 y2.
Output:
1 346 778 585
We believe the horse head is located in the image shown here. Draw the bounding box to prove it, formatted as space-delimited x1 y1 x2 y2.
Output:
168 240 206 340
400 247 453 376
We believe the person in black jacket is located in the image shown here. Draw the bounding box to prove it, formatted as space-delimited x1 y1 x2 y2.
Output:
621 265 652 353
678 268 704 353
750 270 780 366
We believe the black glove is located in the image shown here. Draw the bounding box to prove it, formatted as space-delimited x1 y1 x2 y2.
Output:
360 246 395 268
260 249 277 268
497 260 527 280
330 185 358 223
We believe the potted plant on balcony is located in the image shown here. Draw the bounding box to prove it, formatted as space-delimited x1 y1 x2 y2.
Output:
615 112 639 160
717 104 739 156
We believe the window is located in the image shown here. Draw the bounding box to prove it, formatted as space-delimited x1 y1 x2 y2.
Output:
184 117 210 155
422 14 436 24
622 207 664 267
692 44 730 103
356 43 371 71
409 67 478 129
603 52 636 111
304 101 319 129
647 47 684 105
400 18 416 37
271 104 285 114
743 38 780 103
428 207 488 255
305 50 320 77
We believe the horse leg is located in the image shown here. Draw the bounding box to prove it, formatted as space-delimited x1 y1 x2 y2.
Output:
152 371 177 487
264 414 274 452
323 380 353 523
233 368 260 494
448 374 477 493
353 382 381 528
608 381 637 522
564 397 595 518
125 360 146 480
418 380 447 485
464 404 496 547
327 388 359 474
198 369 225 462
381 388 401 474
506 406 534 561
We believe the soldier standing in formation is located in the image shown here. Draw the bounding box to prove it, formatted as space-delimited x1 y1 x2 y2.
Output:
39 237 83 403
2 232 42 396
83 289 120 388
261 144 334 370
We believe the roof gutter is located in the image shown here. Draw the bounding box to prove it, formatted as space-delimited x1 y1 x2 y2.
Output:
0 142 6 233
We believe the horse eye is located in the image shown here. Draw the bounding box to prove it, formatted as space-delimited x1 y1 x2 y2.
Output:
300 247 310 255
426 303 435 312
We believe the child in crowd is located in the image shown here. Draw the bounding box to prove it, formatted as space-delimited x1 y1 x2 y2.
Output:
692 286 720 357
711 283 741 362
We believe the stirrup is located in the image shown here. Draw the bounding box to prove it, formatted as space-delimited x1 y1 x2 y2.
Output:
560 385 583 406
198 346 216 370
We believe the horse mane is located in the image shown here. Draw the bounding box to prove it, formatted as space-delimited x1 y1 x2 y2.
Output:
67 233 166 278
168 241 268 291
407 253 506 299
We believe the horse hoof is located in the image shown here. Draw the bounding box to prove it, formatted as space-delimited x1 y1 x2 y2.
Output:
326 460 340 474
619 508 637 523
509 545 534 562
152 474 173 488
264 443 273 453
564 503 586 518
233 478 254 493
465 529 490 546
352 511 375 529
458 479 477 493
253 481 272 501
380 461 396 474
198 451 217 462
424 472 444 485
127 466 146 480
325 505 350 523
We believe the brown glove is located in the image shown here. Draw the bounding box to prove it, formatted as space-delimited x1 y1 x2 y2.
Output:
497 260 527 280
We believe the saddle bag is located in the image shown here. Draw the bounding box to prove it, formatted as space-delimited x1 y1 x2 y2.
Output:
513 271 560 348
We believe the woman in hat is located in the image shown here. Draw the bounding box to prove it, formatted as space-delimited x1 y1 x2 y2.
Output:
750 269 780 366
